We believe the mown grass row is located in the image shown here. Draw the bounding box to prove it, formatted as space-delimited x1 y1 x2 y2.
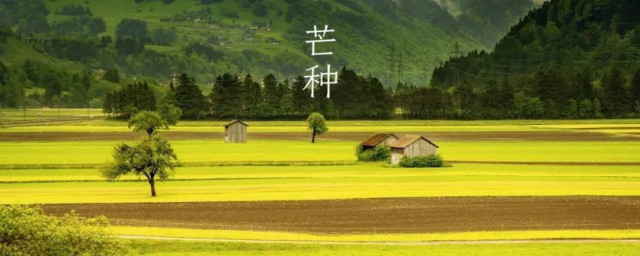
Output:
125 239 640 256
1 163 638 204
2 140 640 167
3 164 640 182
117 227 640 243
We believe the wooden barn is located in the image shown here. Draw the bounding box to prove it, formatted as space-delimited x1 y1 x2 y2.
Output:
390 136 439 164
224 120 248 143
360 133 400 151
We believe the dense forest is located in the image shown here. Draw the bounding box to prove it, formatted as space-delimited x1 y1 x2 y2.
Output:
430 0 640 119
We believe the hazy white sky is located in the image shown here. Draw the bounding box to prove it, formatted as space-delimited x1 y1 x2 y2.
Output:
433 0 546 17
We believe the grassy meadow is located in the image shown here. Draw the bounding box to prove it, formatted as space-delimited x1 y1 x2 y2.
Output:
1 116 639 255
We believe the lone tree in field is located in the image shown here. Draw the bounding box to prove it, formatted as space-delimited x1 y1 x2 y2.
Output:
105 111 178 196
103 136 178 196
128 111 170 137
307 112 328 143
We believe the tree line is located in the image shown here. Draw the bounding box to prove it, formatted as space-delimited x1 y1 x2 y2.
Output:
402 66 640 119
101 64 640 121
103 67 395 120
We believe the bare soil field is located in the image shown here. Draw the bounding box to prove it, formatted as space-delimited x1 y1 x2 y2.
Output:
42 196 640 234
1 131 637 141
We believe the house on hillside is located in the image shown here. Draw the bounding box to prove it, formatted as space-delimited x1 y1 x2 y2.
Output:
360 133 400 151
224 120 248 143
390 136 439 164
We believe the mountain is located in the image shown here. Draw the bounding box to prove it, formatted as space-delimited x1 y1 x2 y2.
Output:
429 0 640 118
431 0 537 47
0 0 537 109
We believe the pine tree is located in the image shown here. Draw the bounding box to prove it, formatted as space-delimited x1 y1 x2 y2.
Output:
291 75 311 116
333 67 359 119
594 98 604 118
631 68 640 105
602 66 630 117
174 73 205 119
452 84 474 117
276 79 290 115
210 73 241 118
580 69 594 100
0 61 7 86
262 74 279 116
242 74 262 118
536 70 566 118
498 78 515 117
139 82 156 111
367 76 393 119
577 99 593 119
103 92 114 116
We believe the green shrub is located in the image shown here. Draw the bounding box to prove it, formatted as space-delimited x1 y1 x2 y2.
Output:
399 154 445 168
356 145 391 162
0 205 126 256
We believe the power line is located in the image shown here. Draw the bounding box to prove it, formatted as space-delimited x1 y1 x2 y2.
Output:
449 41 463 87
388 43 396 87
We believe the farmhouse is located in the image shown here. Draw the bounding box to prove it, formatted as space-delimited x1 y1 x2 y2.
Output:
224 120 248 143
390 136 439 164
360 133 400 151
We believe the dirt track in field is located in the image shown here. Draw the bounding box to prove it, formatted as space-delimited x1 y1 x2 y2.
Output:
42 196 640 234
1 131 637 141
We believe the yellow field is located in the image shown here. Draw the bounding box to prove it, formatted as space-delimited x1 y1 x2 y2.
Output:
2 117 639 255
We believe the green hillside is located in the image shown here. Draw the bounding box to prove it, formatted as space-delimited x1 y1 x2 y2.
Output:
1 0 537 84
0 0 540 113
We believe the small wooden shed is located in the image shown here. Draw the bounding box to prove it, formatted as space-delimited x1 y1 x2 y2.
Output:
360 133 400 151
224 120 248 143
390 136 439 164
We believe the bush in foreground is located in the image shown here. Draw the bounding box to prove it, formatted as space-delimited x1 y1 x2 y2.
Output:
356 145 391 162
0 205 126 256
399 154 445 168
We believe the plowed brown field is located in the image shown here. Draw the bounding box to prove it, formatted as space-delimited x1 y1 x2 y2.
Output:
43 196 640 234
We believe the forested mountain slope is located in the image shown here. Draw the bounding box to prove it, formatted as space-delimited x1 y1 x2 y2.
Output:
429 0 640 119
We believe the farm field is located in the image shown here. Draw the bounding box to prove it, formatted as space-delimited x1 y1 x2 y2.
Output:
1 164 640 204
125 239 640 256
1 140 640 167
1 117 640 255
43 197 640 233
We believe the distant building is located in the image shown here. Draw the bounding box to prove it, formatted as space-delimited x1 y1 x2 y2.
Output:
390 136 439 164
224 120 248 143
359 133 399 151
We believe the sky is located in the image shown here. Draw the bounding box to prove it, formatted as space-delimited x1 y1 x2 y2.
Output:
432 0 546 17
